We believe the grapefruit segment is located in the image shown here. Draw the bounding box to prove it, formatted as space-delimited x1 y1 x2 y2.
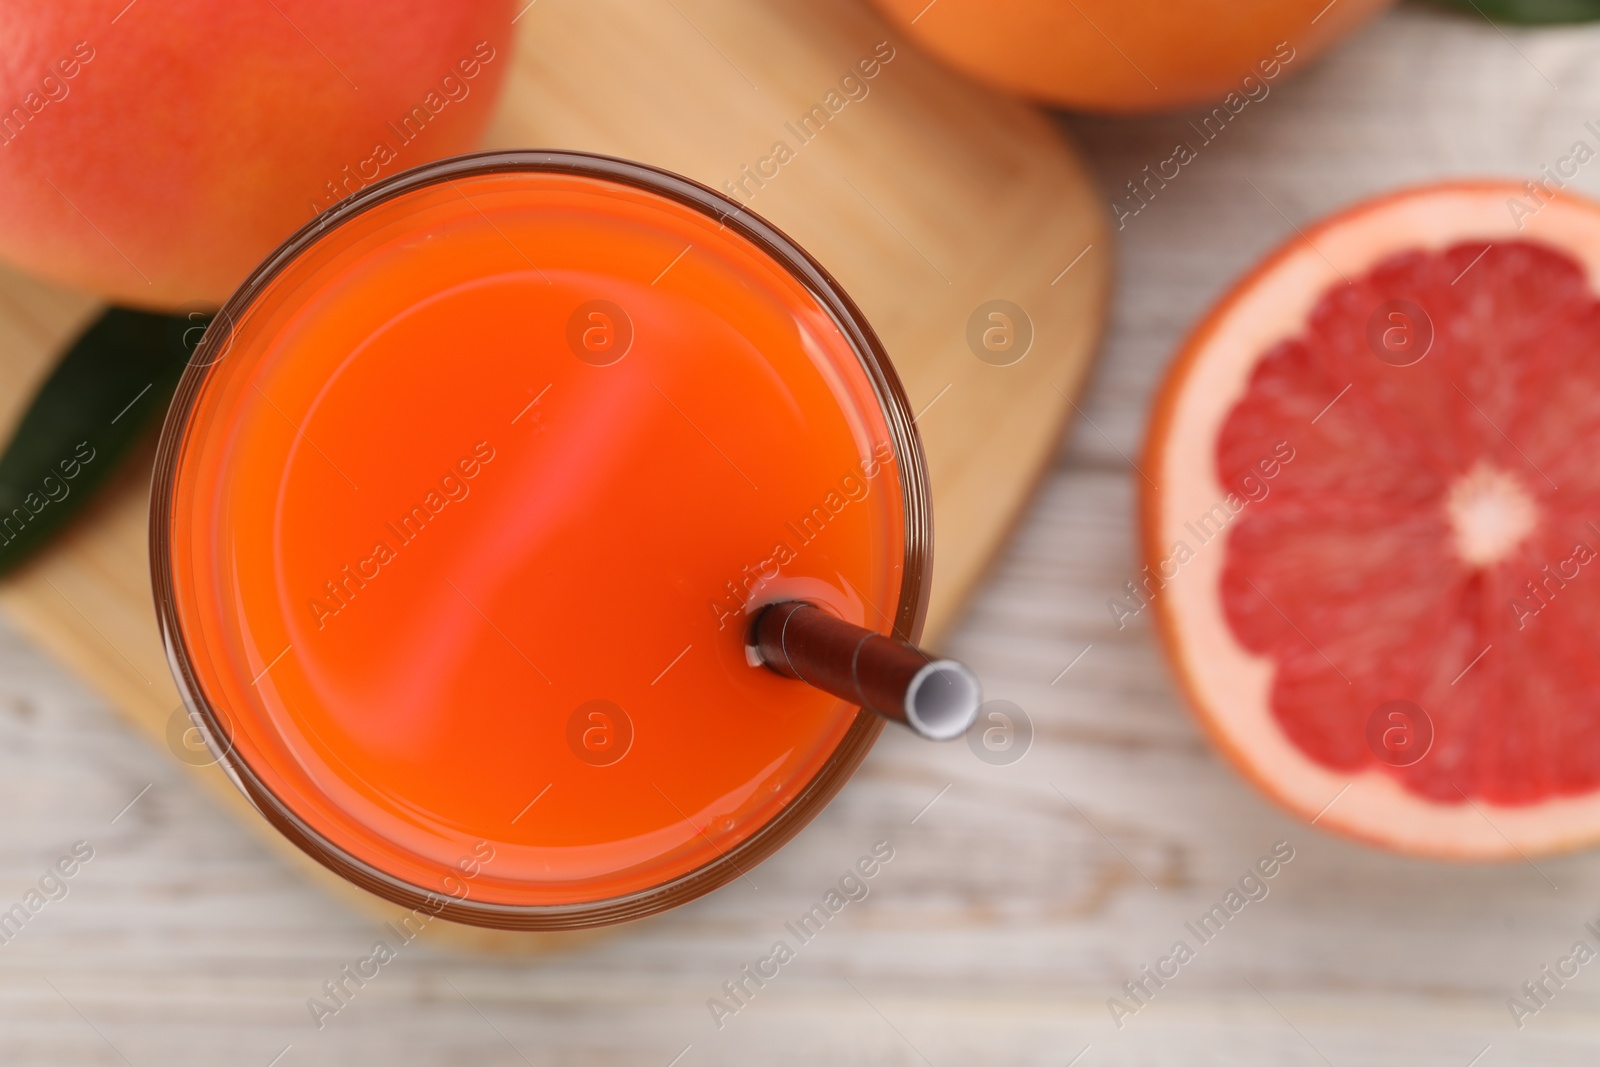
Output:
1145 181 1600 859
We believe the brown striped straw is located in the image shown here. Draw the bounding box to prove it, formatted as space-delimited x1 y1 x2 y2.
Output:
750 601 981 741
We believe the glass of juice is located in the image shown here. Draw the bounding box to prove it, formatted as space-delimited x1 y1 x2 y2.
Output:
151 150 945 929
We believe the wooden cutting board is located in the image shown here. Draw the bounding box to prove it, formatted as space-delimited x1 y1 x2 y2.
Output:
0 0 1107 945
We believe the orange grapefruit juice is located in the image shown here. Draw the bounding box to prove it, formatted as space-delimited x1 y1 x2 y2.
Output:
157 156 918 918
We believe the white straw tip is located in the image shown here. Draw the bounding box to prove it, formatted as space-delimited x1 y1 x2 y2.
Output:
903 660 982 741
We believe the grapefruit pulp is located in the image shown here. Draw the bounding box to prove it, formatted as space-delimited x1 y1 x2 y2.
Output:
1144 181 1600 859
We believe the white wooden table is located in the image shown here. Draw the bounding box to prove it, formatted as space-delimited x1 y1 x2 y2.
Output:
4 4 1600 1063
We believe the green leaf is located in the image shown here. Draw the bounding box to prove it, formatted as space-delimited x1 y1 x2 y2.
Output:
0 307 210 577
1434 0 1600 23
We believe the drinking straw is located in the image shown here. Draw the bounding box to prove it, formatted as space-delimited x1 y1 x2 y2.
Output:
750 601 981 741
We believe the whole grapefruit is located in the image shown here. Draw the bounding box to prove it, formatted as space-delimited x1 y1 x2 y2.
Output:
0 0 513 308
868 0 1393 113
1145 181 1600 859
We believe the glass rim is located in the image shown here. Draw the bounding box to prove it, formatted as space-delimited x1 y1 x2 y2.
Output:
148 148 933 930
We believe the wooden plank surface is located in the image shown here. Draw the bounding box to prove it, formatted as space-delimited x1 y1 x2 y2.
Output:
5 2 1600 1065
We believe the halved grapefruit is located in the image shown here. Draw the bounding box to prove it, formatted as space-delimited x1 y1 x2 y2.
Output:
1144 180 1600 859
